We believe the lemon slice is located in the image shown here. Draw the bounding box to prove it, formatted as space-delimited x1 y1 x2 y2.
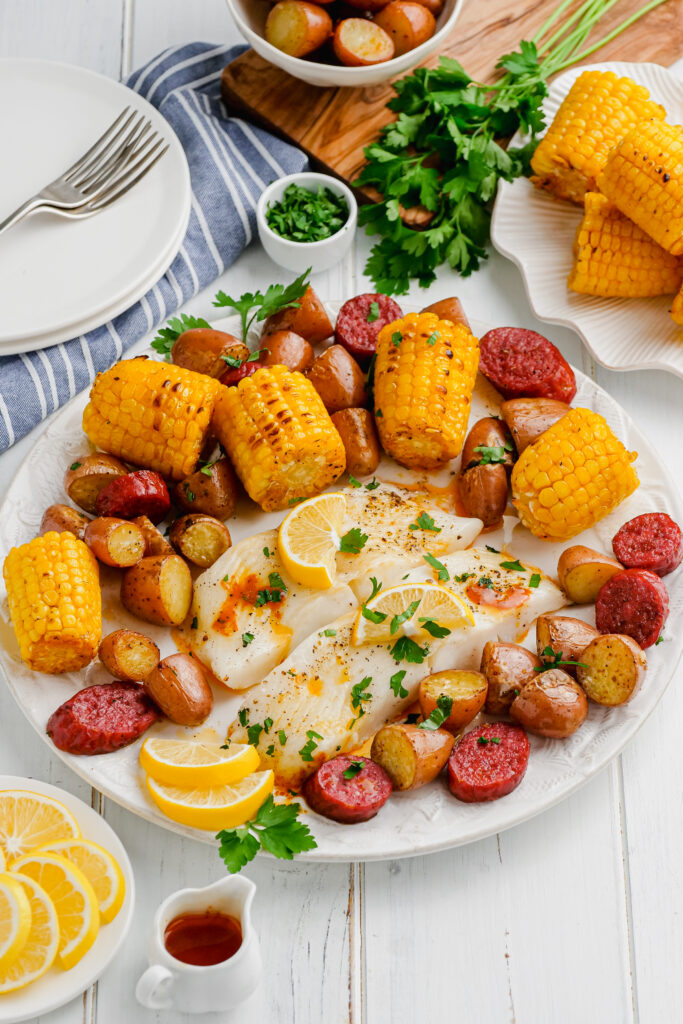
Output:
0 874 32 972
33 840 125 925
0 790 80 861
146 770 274 831
10 853 99 969
140 737 260 788
278 492 347 589
352 581 474 646
0 874 59 992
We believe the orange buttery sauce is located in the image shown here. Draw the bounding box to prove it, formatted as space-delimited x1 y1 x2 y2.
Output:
164 911 242 966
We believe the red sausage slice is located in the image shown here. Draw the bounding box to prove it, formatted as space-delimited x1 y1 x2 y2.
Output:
612 513 683 577
47 682 160 755
479 327 577 403
218 360 264 387
447 722 529 803
95 469 171 524
304 754 392 824
595 568 669 649
334 293 403 366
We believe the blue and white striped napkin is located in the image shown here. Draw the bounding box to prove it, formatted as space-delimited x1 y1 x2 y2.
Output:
0 42 308 451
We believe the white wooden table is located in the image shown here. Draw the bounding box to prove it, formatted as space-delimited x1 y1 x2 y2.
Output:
1 4 682 1022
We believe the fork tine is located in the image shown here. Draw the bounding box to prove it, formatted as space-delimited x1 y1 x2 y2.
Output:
87 136 166 203
74 117 152 193
69 112 148 190
85 143 168 212
61 107 136 183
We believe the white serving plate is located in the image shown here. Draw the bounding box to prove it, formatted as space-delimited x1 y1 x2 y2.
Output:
0 306 681 863
0 59 191 351
491 61 683 378
0 775 134 1023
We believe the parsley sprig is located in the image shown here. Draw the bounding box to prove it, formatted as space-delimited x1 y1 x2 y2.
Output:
151 314 211 359
217 795 317 873
213 268 310 340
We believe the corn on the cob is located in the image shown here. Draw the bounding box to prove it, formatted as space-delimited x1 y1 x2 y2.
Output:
3 532 101 673
212 365 346 511
372 312 479 470
597 120 683 256
511 408 638 541
82 357 222 481
530 71 665 204
569 192 683 298
671 285 683 326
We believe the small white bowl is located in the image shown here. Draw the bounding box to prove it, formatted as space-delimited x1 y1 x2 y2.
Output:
225 0 464 88
257 172 357 274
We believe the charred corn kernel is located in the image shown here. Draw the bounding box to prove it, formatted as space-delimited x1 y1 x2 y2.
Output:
511 408 638 541
212 365 346 511
82 358 222 481
597 120 683 256
530 71 665 204
671 285 683 326
569 192 683 297
373 312 478 470
3 533 101 673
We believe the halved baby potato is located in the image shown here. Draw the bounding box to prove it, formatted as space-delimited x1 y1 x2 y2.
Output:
374 0 436 57
64 453 128 514
41 503 91 540
169 514 232 568
536 615 599 669
418 669 487 732
120 554 193 626
480 641 541 716
99 629 160 682
371 723 453 790
333 18 395 66
510 668 588 738
576 633 647 706
265 1 333 58
557 545 623 604
84 516 146 568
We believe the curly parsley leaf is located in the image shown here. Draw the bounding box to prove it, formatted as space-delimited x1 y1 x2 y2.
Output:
409 511 442 533
390 636 428 664
339 528 369 554
418 617 451 638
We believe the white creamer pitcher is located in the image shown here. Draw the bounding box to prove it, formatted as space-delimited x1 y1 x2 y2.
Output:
135 875 261 1014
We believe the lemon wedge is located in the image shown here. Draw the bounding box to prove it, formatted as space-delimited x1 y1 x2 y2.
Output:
33 840 125 925
352 581 474 646
146 770 274 831
140 737 260 788
0 790 80 862
278 492 347 589
0 874 58 992
0 873 32 972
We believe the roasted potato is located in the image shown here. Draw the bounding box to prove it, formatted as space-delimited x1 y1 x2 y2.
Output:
481 641 541 715
459 463 508 526
500 398 571 455
120 554 193 626
40 504 90 540
262 285 333 344
265 2 333 59
331 408 381 478
371 723 454 790
307 345 367 412
344 0 391 10
333 19 395 66
461 417 515 472
420 296 469 329
64 453 128 514
144 653 213 726
169 514 232 568
510 669 588 738
131 515 173 556
576 633 647 705
171 328 247 378
418 669 488 732
536 615 600 670
557 545 623 604
374 0 435 56
99 629 160 682
173 457 240 520
414 0 443 13
84 517 146 568
260 330 315 373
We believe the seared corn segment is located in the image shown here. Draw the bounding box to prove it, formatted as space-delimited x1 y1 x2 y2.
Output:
3 532 101 673
212 365 346 511
671 286 683 326
597 120 683 256
511 408 638 541
373 312 479 470
569 192 683 298
82 358 222 481
531 71 665 204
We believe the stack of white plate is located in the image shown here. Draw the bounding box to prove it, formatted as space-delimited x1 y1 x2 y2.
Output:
0 59 191 356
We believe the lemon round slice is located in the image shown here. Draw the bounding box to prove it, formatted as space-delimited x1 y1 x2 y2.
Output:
140 737 260 788
278 492 347 589
352 581 474 646
146 770 274 831
0 790 80 862
0 874 32 972
32 840 125 925
0 874 59 992
9 853 99 970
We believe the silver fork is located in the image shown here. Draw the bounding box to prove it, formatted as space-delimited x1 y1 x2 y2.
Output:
0 107 169 238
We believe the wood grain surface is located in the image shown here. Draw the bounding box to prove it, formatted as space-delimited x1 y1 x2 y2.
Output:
221 0 683 183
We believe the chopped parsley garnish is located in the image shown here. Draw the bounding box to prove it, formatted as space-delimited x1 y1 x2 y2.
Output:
151 313 211 359
339 528 369 554
369 577 382 599
242 632 254 647
199 458 218 476
390 599 421 635
278 730 288 745
477 576 494 588
375 408 383 417
474 443 513 465
389 669 408 698
348 474 362 488
321 628 337 637
423 552 449 581
343 760 365 780
391 331 403 347
367 301 380 322
216 794 317 873
69 461 81 471
190 616 198 629
409 511 441 533
486 544 500 553
453 571 475 583
350 677 372 718
184 486 195 502
299 729 323 762
418 617 451 638
268 572 286 590
390 637 428 664
265 744 275 757
529 573 541 588
426 330 440 346
534 645 588 672
365 478 381 490
263 546 271 557
263 717 273 734
361 577 386 622
238 709 248 727
254 572 288 607
500 559 525 572
288 496 306 506
266 184 349 243
419 695 453 730
247 723 263 746
213 268 310 341
655 635 664 645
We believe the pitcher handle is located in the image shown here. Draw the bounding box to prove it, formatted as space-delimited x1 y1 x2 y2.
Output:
135 964 174 1009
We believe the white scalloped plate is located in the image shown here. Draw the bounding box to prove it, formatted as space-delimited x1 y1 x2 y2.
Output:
0 306 682 863
491 61 683 378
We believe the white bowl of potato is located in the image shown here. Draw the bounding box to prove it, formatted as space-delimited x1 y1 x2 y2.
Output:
225 0 464 88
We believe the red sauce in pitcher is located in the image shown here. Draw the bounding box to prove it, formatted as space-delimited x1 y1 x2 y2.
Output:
164 911 242 966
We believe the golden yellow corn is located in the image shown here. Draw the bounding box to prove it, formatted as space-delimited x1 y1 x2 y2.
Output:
212 365 346 511
3 532 101 674
530 71 665 204
597 120 683 255
569 192 683 298
82 357 222 481
671 285 683 326
373 312 479 470
511 408 638 541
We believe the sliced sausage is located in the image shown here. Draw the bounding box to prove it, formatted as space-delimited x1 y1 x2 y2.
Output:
334 293 403 366
595 568 669 649
303 754 392 823
94 470 171 524
447 722 530 803
46 682 160 755
479 327 577 403
612 512 683 577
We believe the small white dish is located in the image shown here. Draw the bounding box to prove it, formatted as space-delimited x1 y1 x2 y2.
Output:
225 0 464 88
257 172 357 274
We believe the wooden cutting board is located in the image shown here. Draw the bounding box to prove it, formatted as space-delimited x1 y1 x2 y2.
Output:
221 0 683 186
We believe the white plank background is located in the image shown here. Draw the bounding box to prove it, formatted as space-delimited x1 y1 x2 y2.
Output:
0 3 681 1021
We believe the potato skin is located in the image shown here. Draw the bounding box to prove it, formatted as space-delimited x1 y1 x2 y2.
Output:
98 629 160 682
333 19 395 66
169 513 232 568
40 504 91 540
418 669 488 732
260 330 315 373
374 1 435 56
131 515 173 556
344 0 391 10
120 554 193 626
265 1 333 57
172 457 240 519
461 417 514 472
143 653 213 726
171 329 247 378
501 398 571 455
64 454 128 514
557 545 623 604
459 463 508 526
262 286 333 344
511 669 588 738
480 641 541 716
84 516 146 567
331 408 381 477
371 723 453 790
420 296 469 330
536 615 599 670
307 345 367 412
576 633 647 706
